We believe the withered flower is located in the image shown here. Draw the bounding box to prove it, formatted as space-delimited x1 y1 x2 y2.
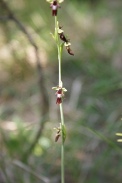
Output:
58 26 69 43
65 42 74 56
54 126 61 142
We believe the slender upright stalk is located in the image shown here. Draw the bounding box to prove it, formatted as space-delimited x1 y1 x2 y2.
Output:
55 16 65 183
58 45 62 86
60 104 65 183
47 2 73 182
55 16 62 87
58 45 65 183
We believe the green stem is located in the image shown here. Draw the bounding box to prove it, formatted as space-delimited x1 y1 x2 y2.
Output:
58 46 62 86
55 16 65 183
55 16 62 87
60 104 65 183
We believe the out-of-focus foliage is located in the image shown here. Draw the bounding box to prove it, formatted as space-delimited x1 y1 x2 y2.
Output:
0 0 122 183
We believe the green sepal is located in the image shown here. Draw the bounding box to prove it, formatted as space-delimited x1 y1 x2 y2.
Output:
61 124 66 143
52 86 58 90
116 133 122 136
46 0 64 3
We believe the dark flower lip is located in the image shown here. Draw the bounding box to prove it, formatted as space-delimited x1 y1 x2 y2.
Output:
52 10 57 16
55 134 61 142
56 97 62 104
59 33 69 43
56 88 63 104
66 46 74 56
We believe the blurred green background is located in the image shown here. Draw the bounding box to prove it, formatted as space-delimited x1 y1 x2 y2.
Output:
0 0 122 182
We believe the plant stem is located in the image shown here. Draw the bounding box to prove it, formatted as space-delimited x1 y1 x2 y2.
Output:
60 104 65 183
55 16 65 183
55 16 62 87
58 46 62 86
